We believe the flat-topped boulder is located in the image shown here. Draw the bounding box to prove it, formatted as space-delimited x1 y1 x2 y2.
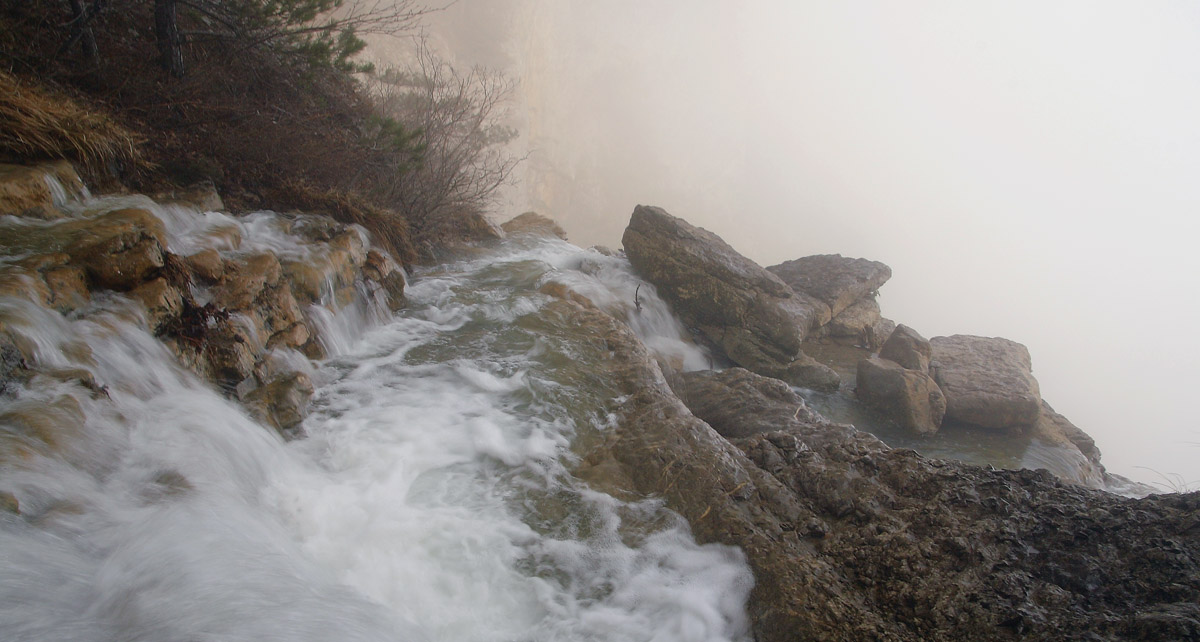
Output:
622 205 837 389
931 335 1041 429
767 254 891 319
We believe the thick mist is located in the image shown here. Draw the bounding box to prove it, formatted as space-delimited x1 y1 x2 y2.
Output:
406 1 1200 488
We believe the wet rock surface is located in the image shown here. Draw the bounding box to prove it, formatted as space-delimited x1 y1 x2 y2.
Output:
501 211 567 239
576 313 1200 641
669 367 826 439
1030 401 1107 489
0 161 86 220
622 205 838 390
931 335 1042 429
0 163 405 436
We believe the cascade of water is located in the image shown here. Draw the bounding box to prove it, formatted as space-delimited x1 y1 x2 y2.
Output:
42 172 90 210
500 235 713 372
0 214 753 641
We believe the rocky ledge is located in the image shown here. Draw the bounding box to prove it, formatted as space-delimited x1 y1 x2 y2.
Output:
622 205 839 390
0 162 405 435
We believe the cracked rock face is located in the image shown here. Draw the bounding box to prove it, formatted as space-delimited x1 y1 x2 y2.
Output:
621 205 838 390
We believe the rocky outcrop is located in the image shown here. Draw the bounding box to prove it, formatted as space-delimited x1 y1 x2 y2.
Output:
154 180 225 212
501 211 567 240
569 302 890 640
880 324 933 371
573 326 1200 641
931 335 1042 430
64 208 168 291
621 205 838 390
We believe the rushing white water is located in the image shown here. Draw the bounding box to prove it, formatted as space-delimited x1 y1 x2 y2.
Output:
0 201 751 641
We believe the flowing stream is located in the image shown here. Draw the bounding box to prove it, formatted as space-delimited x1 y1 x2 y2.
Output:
0 196 751 641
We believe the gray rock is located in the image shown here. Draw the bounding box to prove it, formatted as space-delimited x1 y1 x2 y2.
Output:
768 254 892 319
669 367 825 439
931 335 1042 429
879 324 932 372
855 356 946 434
818 297 890 349
622 205 837 390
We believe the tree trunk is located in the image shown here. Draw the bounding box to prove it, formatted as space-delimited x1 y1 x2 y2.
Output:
154 0 185 78
67 0 99 62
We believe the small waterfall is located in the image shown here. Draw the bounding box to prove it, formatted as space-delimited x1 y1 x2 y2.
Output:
42 171 90 210
0 213 753 641
506 236 713 372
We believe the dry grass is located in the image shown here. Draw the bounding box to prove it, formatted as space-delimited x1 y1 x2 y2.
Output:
0 70 144 176
270 179 418 267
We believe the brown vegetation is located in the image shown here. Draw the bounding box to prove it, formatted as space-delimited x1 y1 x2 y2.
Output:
0 69 144 181
0 1 518 265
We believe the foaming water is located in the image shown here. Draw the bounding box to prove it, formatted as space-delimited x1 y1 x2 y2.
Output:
275 238 751 640
0 229 752 641
501 235 713 371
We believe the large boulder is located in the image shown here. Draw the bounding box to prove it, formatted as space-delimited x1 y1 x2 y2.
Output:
64 208 167 291
622 205 837 390
855 356 946 435
767 254 892 319
931 335 1042 429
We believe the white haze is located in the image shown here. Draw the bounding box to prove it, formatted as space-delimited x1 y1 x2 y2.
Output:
402 1 1200 488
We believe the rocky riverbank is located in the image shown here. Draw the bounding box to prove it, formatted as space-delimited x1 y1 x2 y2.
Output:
2 165 1196 641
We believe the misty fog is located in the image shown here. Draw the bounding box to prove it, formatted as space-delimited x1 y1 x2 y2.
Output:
389 1 1200 487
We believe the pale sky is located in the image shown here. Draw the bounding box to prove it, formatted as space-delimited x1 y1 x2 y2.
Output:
417 1 1200 488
